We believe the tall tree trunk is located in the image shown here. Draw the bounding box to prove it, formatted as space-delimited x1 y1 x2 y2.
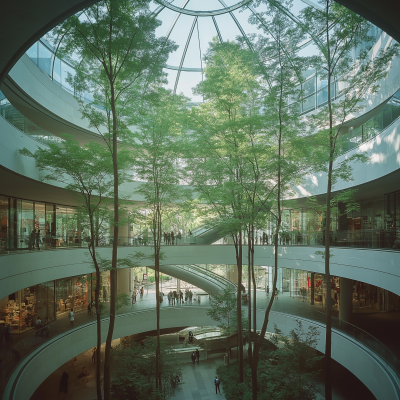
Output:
234 231 244 383
325 3 333 398
155 202 161 389
247 228 253 365
88 211 103 400
252 109 283 400
104 89 119 400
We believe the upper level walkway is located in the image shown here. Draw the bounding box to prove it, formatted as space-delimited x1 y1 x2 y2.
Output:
1 241 400 298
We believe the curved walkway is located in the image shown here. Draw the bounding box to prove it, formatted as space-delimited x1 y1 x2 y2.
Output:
3 300 400 400
1 245 400 298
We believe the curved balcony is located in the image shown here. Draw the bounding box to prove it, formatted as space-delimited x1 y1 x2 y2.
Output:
1 244 399 303
2 303 399 400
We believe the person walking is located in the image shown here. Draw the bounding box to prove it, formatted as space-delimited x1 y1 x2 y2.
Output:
69 309 74 327
195 348 200 364
35 229 41 250
275 288 279 301
131 291 136 305
78 366 89 382
87 302 92 316
91 347 97 363
179 290 183 304
191 351 196 366
189 290 193 304
177 231 182 244
140 287 144 299
266 285 270 297
171 231 175 245
214 376 221 394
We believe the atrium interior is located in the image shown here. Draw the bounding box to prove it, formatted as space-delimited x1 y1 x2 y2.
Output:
1 1 400 400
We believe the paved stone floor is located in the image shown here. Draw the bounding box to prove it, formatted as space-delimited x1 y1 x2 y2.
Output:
170 356 226 400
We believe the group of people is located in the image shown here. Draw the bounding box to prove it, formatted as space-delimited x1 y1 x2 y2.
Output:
266 285 280 300
163 230 182 245
131 287 144 304
166 289 194 305
28 229 42 250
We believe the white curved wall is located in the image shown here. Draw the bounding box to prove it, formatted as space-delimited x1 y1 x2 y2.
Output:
295 113 400 198
1 245 399 299
5 307 399 400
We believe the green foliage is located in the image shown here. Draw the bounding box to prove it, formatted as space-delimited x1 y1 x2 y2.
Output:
110 337 181 400
217 321 321 400
206 288 247 336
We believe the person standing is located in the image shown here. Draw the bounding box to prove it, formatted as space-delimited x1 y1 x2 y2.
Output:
59 371 69 394
28 229 36 250
195 348 200 364
5 324 12 347
35 229 41 250
191 351 196 366
171 231 175 245
214 376 221 394
69 309 74 327
179 290 183 304
140 287 144 298
87 302 92 316
266 285 270 297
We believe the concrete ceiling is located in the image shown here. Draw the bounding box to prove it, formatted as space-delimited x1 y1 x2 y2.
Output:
0 0 100 86
336 0 400 44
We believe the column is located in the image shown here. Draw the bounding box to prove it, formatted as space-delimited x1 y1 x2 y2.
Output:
117 268 130 298
339 277 353 323
227 265 238 284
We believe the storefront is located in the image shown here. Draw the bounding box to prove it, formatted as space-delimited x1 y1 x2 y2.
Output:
0 281 55 334
0 194 82 252
56 275 91 318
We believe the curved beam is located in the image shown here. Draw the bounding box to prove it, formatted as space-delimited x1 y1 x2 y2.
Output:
217 0 253 51
153 0 251 17
212 16 223 43
174 17 198 94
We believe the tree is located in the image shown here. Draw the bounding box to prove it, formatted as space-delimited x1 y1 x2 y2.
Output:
110 337 182 400
206 287 246 337
257 321 322 400
131 87 187 390
301 3 399 398
187 39 270 383
216 321 321 400
246 5 311 398
19 134 113 399
51 2 177 398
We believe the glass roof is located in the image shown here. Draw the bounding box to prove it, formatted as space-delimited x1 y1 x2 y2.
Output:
149 0 318 101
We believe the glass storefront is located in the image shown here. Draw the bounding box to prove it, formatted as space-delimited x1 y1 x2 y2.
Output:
0 281 54 334
0 194 82 251
56 275 90 318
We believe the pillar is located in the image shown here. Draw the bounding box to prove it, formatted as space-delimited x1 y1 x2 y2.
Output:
339 277 353 323
177 279 180 292
227 265 238 284
310 273 315 305
117 268 130 297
